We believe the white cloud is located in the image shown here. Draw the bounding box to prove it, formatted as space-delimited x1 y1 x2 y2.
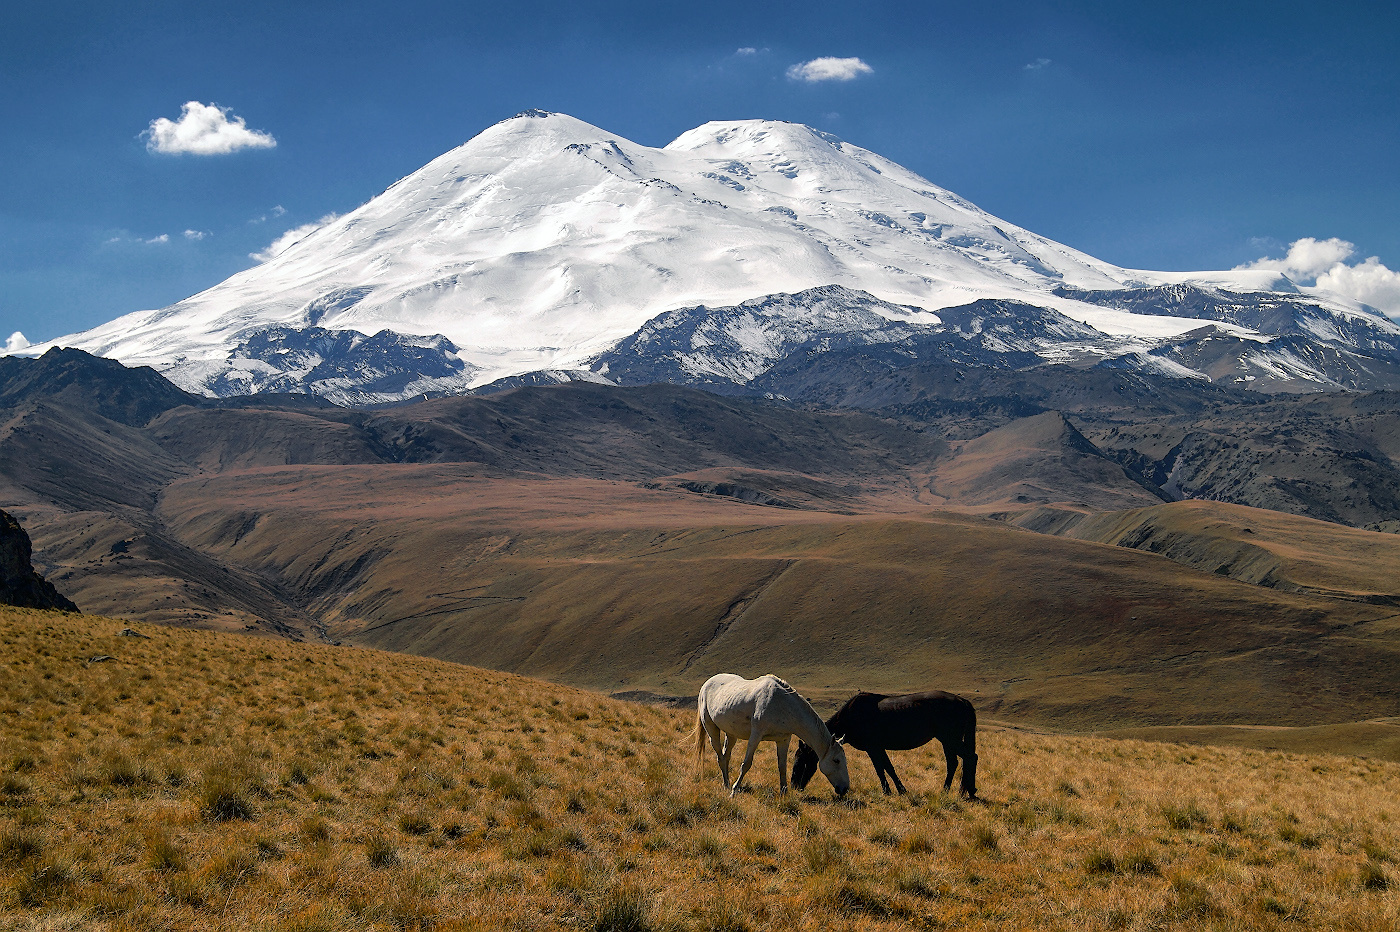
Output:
736 47 758 55
1238 237 1400 317
1316 257 1400 318
102 232 171 246
183 229 209 240
144 101 277 156
4 332 29 354
1240 236 1355 279
1024 58 1052 70
786 57 873 83
250 205 287 224
250 213 340 262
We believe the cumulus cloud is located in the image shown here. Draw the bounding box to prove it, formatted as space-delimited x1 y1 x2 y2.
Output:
183 229 209 240
786 57 873 83
250 213 340 262
1240 236 1355 279
1239 237 1400 317
1316 257 1400 317
145 233 170 244
4 332 29 354
1024 58 1052 70
144 101 277 156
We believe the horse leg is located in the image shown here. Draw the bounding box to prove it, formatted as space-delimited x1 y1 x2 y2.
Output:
942 739 958 792
719 733 738 788
776 735 791 794
705 722 729 787
882 750 907 795
868 750 892 795
730 729 762 797
960 730 979 799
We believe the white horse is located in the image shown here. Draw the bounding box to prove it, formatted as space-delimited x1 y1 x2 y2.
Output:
693 673 850 797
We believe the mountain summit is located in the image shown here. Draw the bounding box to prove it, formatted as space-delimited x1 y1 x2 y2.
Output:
26 111 1400 399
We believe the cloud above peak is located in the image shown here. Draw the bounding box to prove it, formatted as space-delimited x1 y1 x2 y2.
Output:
1239 237 1400 317
1239 236 1354 279
144 101 276 156
251 214 340 263
786 57 873 83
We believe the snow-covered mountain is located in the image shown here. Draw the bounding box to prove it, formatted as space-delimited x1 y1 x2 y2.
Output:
24 110 1400 399
589 285 1094 391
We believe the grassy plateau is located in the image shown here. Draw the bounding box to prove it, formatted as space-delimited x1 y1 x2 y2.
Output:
2 607 1398 931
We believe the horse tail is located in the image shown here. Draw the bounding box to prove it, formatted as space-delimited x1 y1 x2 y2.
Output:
692 705 707 766
961 701 979 799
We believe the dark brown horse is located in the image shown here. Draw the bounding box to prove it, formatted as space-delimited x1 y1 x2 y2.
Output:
791 690 978 797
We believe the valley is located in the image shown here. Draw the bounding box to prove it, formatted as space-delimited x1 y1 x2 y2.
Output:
3 349 1399 737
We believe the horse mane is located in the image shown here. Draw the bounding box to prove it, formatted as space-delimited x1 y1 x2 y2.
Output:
763 674 800 695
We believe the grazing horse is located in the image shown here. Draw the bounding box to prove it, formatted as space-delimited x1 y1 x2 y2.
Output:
791 690 978 798
693 673 850 797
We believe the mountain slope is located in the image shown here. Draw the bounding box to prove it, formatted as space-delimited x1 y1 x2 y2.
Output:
1008 499 1400 604
0 347 199 427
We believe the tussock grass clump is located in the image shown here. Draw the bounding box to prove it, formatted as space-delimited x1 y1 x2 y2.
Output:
591 887 651 932
1120 850 1160 876
1360 859 1391 890
0 828 42 864
1083 847 1119 874
197 757 264 822
299 815 331 842
199 781 254 822
1278 823 1322 848
97 749 153 788
868 826 900 847
816 879 905 918
13 860 73 908
363 833 398 868
1162 800 1210 830
204 848 259 889
143 831 185 872
0 773 32 798
970 823 1000 852
1084 847 1159 876
2 607 1399 931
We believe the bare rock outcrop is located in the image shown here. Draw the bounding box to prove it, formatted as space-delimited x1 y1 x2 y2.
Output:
0 509 78 611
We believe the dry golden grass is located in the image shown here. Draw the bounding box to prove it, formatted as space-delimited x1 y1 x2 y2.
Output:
2 606 1398 931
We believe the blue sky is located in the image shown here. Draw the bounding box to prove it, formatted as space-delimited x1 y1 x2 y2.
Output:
4 0 1399 343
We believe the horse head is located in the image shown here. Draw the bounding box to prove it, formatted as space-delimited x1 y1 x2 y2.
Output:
818 733 850 797
790 740 818 791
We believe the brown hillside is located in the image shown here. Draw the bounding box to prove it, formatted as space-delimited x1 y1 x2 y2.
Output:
148 466 1400 729
928 411 1164 511
5 374 1400 737
1010 499 1400 603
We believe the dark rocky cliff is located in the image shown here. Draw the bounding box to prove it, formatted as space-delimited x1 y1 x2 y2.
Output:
0 509 78 611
